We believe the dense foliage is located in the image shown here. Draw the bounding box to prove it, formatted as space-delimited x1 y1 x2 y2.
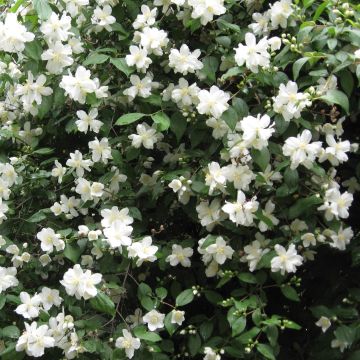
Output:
0 0 359 359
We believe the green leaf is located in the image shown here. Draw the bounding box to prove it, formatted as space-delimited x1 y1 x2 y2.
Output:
151 112 171 131
1 325 20 339
281 285 300 302
288 195 323 219
232 97 249 119
257 344 276 360
231 317 247 337
334 325 356 345
110 58 134 77
284 168 299 192
83 53 109 66
27 210 47 222
24 41 43 61
238 272 257 284
134 326 162 342
33 0 52 20
251 148 270 172
201 56 219 83
221 106 238 131
188 333 201 356
37 95 54 119
89 291 115 316
293 57 309 80
164 312 177 336
116 113 146 126
63 239 87 263
320 89 349 114
313 0 329 21
170 113 187 143
33 147 54 155
265 326 279 347
176 289 194 307
0 295 6 310
199 321 214 341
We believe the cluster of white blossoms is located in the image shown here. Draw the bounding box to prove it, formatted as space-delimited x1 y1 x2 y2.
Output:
16 312 80 358
0 0 358 358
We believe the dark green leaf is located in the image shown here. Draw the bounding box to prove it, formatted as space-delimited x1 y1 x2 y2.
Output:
116 113 146 126
89 291 115 316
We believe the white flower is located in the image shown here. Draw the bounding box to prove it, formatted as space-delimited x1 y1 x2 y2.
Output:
15 292 42 319
143 309 165 331
238 114 275 150
89 137 112 163
41 41 74 74
36 228 65 253
223 164 254 191
75 108 103 134
330 226 353 251
222 190 259 227
104 221 133 249
166 244 193 267
315 316 331 333
115 329 141 359
203 346 221 360
39 287 62 311
128 122 164 149
269 0 294 29
241 239 269 272
40 12 72 42
66 150 93 177
63 0 89 16
273 81 312 122
101 206 134 228
16 322 55 358
331 338 349 353
259 200 279 232
188 0 226 25
342 176 360 194
171 78 200 108
0 13 35 53
206 117 230 139
60 66 98 104
128 236 158 266
301 233 316 248
318 135 350 166
197 86 230 119
196 198 224 231
0 266 18 293
249 12 271 35
133 5 157 29
123 74 156 100
15 72 53 112
168 176 192 204
205 162 227 194
206 236 234 265
171 310 185 326
51 160 66 184
126 46 152 72
60 264 102 300
169 44 203 75
138 27 169 56
271 244 303 275
234 33 270 73
91 5 116 32
318 188 353 221
282 130 322 170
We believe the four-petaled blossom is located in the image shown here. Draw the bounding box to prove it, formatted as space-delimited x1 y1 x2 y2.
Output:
271 244 303 275
143 309 165 331
115 329 141 359
166 244 193 267
60 264 102 300
169 44 203 75
197 86 230 119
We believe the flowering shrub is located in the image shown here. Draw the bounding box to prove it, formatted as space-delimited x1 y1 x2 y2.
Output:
0 0 359 359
